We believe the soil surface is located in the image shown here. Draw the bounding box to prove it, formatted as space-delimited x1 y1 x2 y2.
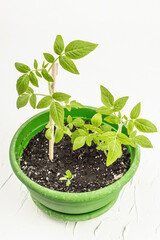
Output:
20 128 131 193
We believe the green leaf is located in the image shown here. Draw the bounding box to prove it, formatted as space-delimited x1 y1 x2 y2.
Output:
44 63 49 68
97 131 116 143
134 119 157 133
129 130 137 139
16 94 29 109
130 102 141 119
78 129 88 136
91 113 102 127
104 115 119 124
65 105 71 111
84 124 103 134
97 143 108 151
66 170 72 178
66 180 71 186
67 115 72 123
127 120 134 135
41 69 53 82
100 124 112 132
73 136 86 150
96 106 113 115
71 130 81 143
15 62 30 73
100 85 114 108
72 118 84 127
63 126 72 136
59 56 79 74
135 135 153 148
86 135 93 146
52 92 71 103
29 72 39 87
59 177 67 181
43 53 55 63
117 133 136 147
16 74 29 95
113 96 129 112
36 70 42 78
54 35 64 55
37 96 53 109
65 40 98 59
29 94 37 109
34 59 38 69
55 128 64 143
50 101 64 128
70 100 83 108
107 140 122 166
69 123 73 130
45 128 53 140
45 123 51 129
26 87 34 94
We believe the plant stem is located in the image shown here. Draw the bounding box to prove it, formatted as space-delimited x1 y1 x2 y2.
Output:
34 93 48 97
49 62 58 160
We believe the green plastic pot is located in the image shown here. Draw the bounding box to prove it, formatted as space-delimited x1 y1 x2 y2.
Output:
9 106 140 222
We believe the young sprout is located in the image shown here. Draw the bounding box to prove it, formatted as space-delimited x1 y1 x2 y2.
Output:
59 170 74 186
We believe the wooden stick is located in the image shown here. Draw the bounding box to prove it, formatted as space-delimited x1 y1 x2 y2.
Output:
49 63 58 160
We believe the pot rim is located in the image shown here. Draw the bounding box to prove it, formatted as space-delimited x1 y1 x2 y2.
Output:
9 107 140 202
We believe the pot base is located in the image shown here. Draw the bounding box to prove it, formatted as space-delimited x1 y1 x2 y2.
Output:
31 195 118 222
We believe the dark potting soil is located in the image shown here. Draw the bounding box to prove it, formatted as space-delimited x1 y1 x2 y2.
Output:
20 128 131 193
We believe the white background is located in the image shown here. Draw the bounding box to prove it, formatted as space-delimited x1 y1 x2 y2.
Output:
0 0 160 239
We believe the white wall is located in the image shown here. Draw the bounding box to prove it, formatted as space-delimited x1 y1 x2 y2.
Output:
0 0 160 239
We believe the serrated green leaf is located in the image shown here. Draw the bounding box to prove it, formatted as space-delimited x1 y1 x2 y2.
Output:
65 105 71 111
130 102 141 119
86 135 93 146
36 70 42 78
43 53 55 63
100 85 114 108
45 128 53 140
67 115 72 123
96 106 113 115
34 59 38 69
70 100 83 108
55 128 64 143
107 140 122 166
63 126 72 136
16 74 30 95
73 136 86 150
97 143 108 151
29 94 37 109
50 101 64 128
72 118 84 127
37 96 53 109
59 55 79 74
15 62 30 73
113 96 129 112
16 94 29 109
29 72 39 87
78 129 88 136
54 35 64 55
52 92 71 102
91 113 102 127
100 124 112 132
134 135 153 148
97 131 116 143
69 122 73 129
134 118 157 133
104 115 119 124
26 87 34 94
65 40 98 59
129 130 137 139
41 69 53 82
71 130 81 143
117 133 136 147
127 120 134 135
